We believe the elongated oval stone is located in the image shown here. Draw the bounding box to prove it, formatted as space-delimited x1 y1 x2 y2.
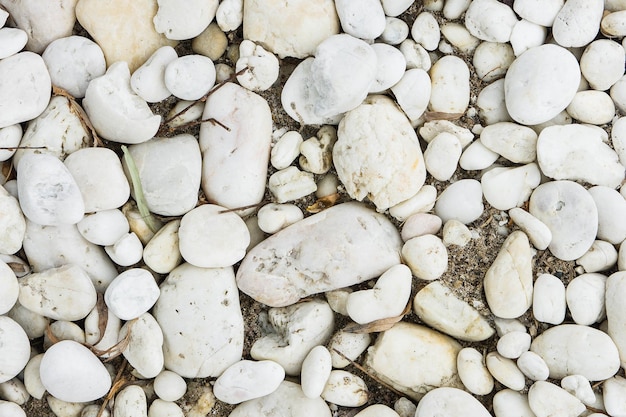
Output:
236 202 402 307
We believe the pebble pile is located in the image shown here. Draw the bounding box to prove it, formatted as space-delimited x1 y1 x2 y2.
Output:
2 0 626 417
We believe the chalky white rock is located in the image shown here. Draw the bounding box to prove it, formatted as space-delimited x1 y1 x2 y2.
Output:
566 273 606 325
299 126 336 174
459 140 499 171
424 132 462 181
153 370 186 402
481 164 541 211
588 186 626 245
114 385 147 417
77 210 130 246
457 348 494 395
439 23 480 54
532 273 565 325
153 0 218 40
389 185 437 221
566 91 615 125
301 346 332 399
508 208 551 251
84 304 121 359
355 405 399 417
517 351 549 381
509 19 546 56
321 370 368 407
164 55 215 100
0 261 18 315
236 40 279 92
497 331 531 359
561 375 596 406
492 389 535 417
399 39 431 71
0 27 28 59
271 131 303 170
380 17 409 45
401 213 442 242
130 46 177 102
0 124 21 162
402 235 447 281
479 122 537 163
0 185 25 255
476 79 512 125
328 330 371 369
415 387 491 417
411 12 440 51
528 381 585 417
434 179 484 224
603 376 626 417
606 271 626 368
473 42 514 83
216 0 243 31
552 0 603 47
464 0 518 42
335 0 385 40
389 68 430 124
513 0 563 26
119 312 164 378
105 269 159 320
486 352 526 391
580 39 625 91
429 55 470 114
214 360 285 404
268 166 317 203
442 220 472 247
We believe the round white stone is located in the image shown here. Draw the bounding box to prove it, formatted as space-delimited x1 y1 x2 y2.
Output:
130 46 177 103
214 360 285 404
481 164 541 211
415 387 491 417
477 79 512 125
411 12 440 51
380 17 409 45
148 400 184 417
566 90 615 125
424 132 462 182
355 405 399 417
216 0 243 31
589 186 626 245
602 10 626 37
105 232 143 267
164 55 216 100
400 39 431 71
77 209 130 246
464 0 518 42
434 179 484 224
178 204 250 268
552 0 603 47
153 0 218 40
39 340 112 403
0 261 18 315
0 27 27 59
473 42 514 82
493 389 535 417
402 234 447 281
529 181 598 261
104 268 160 320
513 0 563 26
0 124 21 162
580 39 625 91
335 0 385 40
429 55 470 114
389 68 430 124
370 43 406 94
153 370 187 402
41 36 106 98
301 346 332 399
532 273 565 325
577 240 617 273
486 352 526 391
439 22 480 54
0 316 30 384
401 213 442 242
504 44 580 125
0 186 25 255
603 376 626 417
566 273 606 325
114 385 147 417
510 19 547 56
517 351 549 381
457 348 494 395
0 400 26 417
236 40 280 92
497 331 531 359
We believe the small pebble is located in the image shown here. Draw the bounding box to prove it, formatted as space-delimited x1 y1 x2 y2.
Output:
380 17 409 45
561 375 596 406
142 219 182 274
401 213 442 242
271 131 303 170
457 348 494 395
301 346 332 399
355 404 399 417
269 166 317 203
492 389 534 417
602 10 626 37
328 329 371 369
513 0 563 26
0 400 25 417
566 90 615 125
464 0 518 42
257 203 303 234
411 12 440 51
216 0 243 31
119 312 164 378
299 126 336 174
434 179 484 224
481 164 541 211
566 273 607 325
321 370 368 407
509 19 546 56
0 27 27 59
0 316 30 384
552 0 603 47
603 376 626 416
402 235 448 281
580 39 625 91
214 360 285 404
424 132 462 181
479 122 537 163
153 0 217 40
192 23 228 61
476 79 512 125
577 240 617 273
459 139 499 171
607 271 626 369
114 385 147 417
588 186 626 245
77 210 129 246
335 0 385 40
439 23 480 53
508 208 552 251
497 331 531 359
415 387 491 417
429 55 470 114
532 273 566 325
164 55 216 100
517 351 549 381
442 220 472 247
485 352 526 391
0 261 18 315
105 232 143 266
389 185 437 221
43 320 85 350
104 268 160 320
528 381 585 417
389 68 430 123
473 42 514 82
153 370 187 402
130 46 177 103
399 39 431 71
236 40 279 92
148 400 184 417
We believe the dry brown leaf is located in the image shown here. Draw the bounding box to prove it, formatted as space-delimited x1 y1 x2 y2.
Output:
90 319 134 361
306 193 340 213
94 293 108 346
6 262 29 275
343 302 411 334
52 85 102 147
423 111 464 121
44 322 61 346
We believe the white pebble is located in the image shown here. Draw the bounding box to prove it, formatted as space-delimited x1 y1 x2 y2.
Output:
389 185 437 221
389 68 430 123
508 208 552 251
442 220 471 247
216 0 243 31
0 27 27 59
517 351 549 381
481 164 541 211
380 17 409 45
381 0 414 17
142 220 182 274
0 124 21 162
165 54 216 100
464 0 518 42
513 0 563 26
603 376 626 417
457 348 494 395
421 119 474 149
561 375 596 406
473 42 514 82
119 312 164 378
602 10 626 36
589 186 626 245
301 346 332 399
105 232 143 266
402 235 448 281
424 132 462 181
114 385 147 417
148 400 184 417
77 210 129 246
401 213 442 242
486 352 526 391
268 166 317 203
399 39 431 71
510 19 546 56
476 79 511 125
479 122 537 163
321 370 368 407
577 240 617 273
493 389 534 417
532 273 566 325
166 100 204 128
130 46 177 103
299 126 336 174
434 179 484 224
415 387 491 417
566 90 615 125
153 0 218 40
257 203 303 234
271 130 302 170
0 260 18 315
0 400 25 417
328 330 371 369
153 370 187 402
429 55 470 114
440 23 480 54
497 331 531 359
355 405 399 417
459 140 499 171
580 39 625 91
236 40 279 92
104 268 160 320
528 381 585 417
0 316 30 384
214 360 285 404
566 273 606 325
411 12 440 51
335 0 385 40
552 0 603 47
43 320 85 350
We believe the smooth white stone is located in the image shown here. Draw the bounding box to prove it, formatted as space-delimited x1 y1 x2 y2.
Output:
481 164 541 211
517 351 549 381
335 0 385 40
364 322 462 400
229 381 331 417
153 0 217 40
411 12 440 51
130 46 177 103
399 39 431 71
479 122 537 163
0 27 27 59
153 370 186 402
214 360 285 404
83 62 160 144
476 80 511 125
443 0 471 19
47 396 88 417
530 110 573 134
369 43 404 94
562 375 596 406
166 100 204 128
424 133 461 181
301 346 332 399
380 17 409 45
434 179 483 224
606 271 626 368
251 300 334 375
589 186 626 245
529 181 598 261
335 102 424 204
13 95 90 168
40 340 111 403
299 126 337 175
148 400 184 417
486 352 526 391
0 52 51 128
347 264 412 324
84 304 121 359
604 376 626 417
0 124 21 162
473 42 514 82
459 139 499 171
612 75 626 114
269 166 317 203
532 273 565 325
65 148 130 213
271 131 302 170
119 312 164 378
164 55 215 100
602 10 626 36
19 264 96 321
7 301 48 339
414 281 494 341
325 289 351 316
201 83 272 210
513 0 563 26
78 210 129 246
356 405 399 417
552 0 603 47
153 263 243 378
389 185 437 222
497 331 531 359
178 204 249 268
17 152 84 226
612 117 626 166
566 90 615 125
0 8 8 27
528 381 586 417
429 55 470 114
464 0 518 42
402 235 447 281
0 400 25 417
442 220 471 247
440 23 480 54
105 269 159 320
401 213 442 242
537 124 624 188
43 320 85 350
236 40 279 92
510 19 546 56
381 0 413 16
23 221 118 291
577 241 617 273
484 231 533 319
504 44 580 125
0 316 30 384
0 261 18 315
42 36 106 98
415 387 491 417
0 186 25 256
457 348 494 395
580 40 625 91
395 399 419 417
328 330 371 369
114 385 147 417
24 355 47 400
389 68 430 122
143 219 182 274
508 208 551 251
493 389 534 417
321 370 368 407
216 0 243 31
530 324 620 380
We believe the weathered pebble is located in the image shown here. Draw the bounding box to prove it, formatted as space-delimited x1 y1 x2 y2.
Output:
105 269 159 320
106 233 143 266
493 389 535 417
566 90 615 125
603 376 626 417
424 132 462 181
328 330 371 369
321 370 368 407
355 405 399 417
479 122 537 163
114 385 147 417
561 375 596 406
142 220 182 274
130 46 177 103
510 19 547 56
402 235 448 281
301 346 332 399
606 271 626 368
508 208 552 251
216 0 243 32
153 370 186 402
77 210 129 246
0 27 25 59
566 273 606 325
464 0 517 42
401 213 442 242
389 185 437 222
552 0 603 47
0 400 26 417
153 0 217 40
481 164 541 211
119 312 164 378
236 40 279 92
335 0 385 40
0 186 25 256
214 360 285 404
517 351 549 381
486 352 526 391
148 399 184 417
380 17 409 45
389 68 430 124
429 55 470 114
271 131 302 170
588 186 626 245
459 139 499 171
473 42 514 83
164 55 215 100
497 331 531 359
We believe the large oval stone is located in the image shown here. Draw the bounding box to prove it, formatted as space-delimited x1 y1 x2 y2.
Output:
236 202 402 307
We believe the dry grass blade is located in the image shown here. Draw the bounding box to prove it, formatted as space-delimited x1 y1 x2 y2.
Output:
96 359 128 417
52 85 103 147
306 193 340 213
121 145 161 233
343 302 411 334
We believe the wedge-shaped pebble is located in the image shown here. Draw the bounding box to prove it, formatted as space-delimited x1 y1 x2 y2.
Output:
479 122 537 163
364 322 463 400
483 231 533 319
119 313 163 378
236 202 402 307
414 281 494 341
142 219 182 274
